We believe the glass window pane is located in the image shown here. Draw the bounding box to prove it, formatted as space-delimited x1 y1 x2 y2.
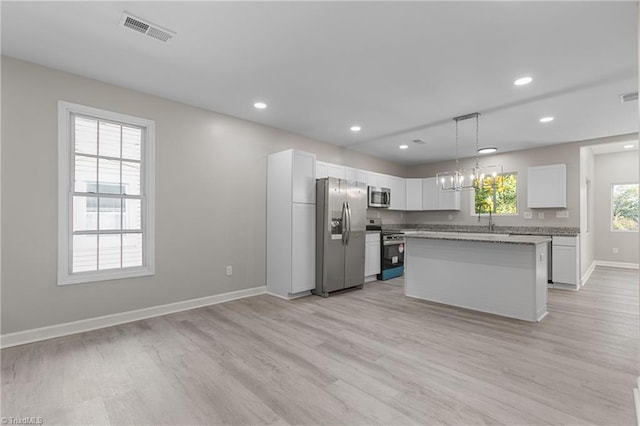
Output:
98 234 121 270
74 155 97 193
99 121 121 158
123 199 142 230
98 158 121 193
122 233 143 268
99 198 122 230
122 126 142 160
474 173 517 215
122 161 141 195
75 116 97 155
73 196 97 231
612 184 639 231
73 234 97 273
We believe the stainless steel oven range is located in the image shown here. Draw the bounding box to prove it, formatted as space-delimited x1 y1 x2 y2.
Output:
380 231 405 280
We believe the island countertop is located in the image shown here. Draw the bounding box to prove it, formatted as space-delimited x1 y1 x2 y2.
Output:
404 231 552 245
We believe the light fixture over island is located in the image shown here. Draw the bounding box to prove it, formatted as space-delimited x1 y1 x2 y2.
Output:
404 232 551 322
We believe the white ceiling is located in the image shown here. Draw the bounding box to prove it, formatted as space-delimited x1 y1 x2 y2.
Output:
2 1 638 165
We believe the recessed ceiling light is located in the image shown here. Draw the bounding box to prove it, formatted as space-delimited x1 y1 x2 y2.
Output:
478 147 497 154
399 144 409 150
253 102 267 109
539 116 554 123
624 144 635 149
350 125 361 132
514 76 533 86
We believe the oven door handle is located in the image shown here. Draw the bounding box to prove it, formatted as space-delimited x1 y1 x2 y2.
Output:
383 240 404 246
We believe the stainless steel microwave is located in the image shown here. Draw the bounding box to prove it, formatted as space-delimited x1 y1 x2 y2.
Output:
368 186 391 208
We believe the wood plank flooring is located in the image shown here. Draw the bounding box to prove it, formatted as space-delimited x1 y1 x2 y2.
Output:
2 266 638 425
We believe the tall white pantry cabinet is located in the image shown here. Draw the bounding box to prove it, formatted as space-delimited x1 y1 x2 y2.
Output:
267 149 316 298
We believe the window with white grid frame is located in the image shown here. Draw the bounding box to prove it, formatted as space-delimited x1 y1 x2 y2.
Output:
58 102 155 285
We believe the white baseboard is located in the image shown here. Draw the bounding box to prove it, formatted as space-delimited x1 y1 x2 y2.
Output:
595 260 640 270
1 285 267 349
581 261 596 286
267 290 312 300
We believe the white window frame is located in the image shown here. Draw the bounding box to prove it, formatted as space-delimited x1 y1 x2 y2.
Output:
58 101 155 285
610 182 639 233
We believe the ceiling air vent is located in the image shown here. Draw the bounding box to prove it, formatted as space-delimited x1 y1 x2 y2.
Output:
621 92 638 103
412 139 428 145
120 12 175 43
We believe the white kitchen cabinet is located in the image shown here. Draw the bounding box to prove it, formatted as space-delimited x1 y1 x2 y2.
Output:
365 232 381 282
368 172 382 188
267 149 316 298
422 177 438 210
315 161 328 179
291 203 316 294
292 151 316 204
327 163 347 180
389 176 406 210
368 172 391 189
406 178 423 211
528 164 567 208
346 167 368 184
438 182 461 210
552 235 580 290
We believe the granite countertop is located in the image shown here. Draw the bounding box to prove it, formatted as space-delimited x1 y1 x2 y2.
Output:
384 224 579 236
405 231 552 245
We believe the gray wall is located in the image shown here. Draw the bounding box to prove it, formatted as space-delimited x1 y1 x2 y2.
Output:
0 57 405 334
593 150 639 264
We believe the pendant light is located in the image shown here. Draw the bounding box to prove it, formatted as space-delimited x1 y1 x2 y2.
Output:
436 112 502 191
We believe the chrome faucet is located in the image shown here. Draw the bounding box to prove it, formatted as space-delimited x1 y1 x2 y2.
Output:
478 210 496 232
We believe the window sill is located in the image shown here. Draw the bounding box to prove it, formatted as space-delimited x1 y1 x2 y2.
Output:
58 267 155 286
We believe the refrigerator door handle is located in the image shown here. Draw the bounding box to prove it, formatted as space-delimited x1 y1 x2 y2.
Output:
346 201 352 244
341 201 348 245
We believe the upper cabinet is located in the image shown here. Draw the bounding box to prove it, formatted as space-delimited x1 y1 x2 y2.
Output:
327 163 347 180
389 176 406 210
421 177 438 210
368 172 391 189
346 167 368 184
527 164 567 208
291 150 317 204
316 161 366 184
316 161 328 179
421 177 460 211
438 180 461 211
406 179 423 211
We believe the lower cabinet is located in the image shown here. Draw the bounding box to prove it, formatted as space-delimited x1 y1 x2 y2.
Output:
551 236 580 290
365 233 381 282
291 203 316 294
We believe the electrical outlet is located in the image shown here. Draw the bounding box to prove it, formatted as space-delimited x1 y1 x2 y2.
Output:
556 211 569 218
538 212 545 220
448 214 453 220
524 212 533 219
226 266 233 276
612 248 619 254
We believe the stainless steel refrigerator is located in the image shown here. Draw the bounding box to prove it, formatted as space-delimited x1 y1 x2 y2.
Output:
314 177 367 297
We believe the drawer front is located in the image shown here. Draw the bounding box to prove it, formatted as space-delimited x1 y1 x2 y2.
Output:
552 236 577 247
366 233 381 243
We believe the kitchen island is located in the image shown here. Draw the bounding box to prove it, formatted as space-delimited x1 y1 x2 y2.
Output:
404 232 551 322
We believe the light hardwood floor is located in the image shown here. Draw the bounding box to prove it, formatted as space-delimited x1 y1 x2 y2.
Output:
2 266 638 425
